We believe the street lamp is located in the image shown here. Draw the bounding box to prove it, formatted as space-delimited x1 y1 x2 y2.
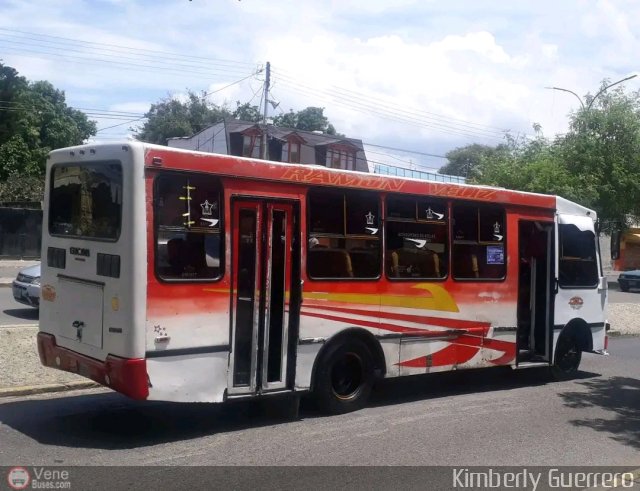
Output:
545 74 637 111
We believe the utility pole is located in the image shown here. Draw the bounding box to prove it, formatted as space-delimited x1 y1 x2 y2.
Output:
261 61 271 160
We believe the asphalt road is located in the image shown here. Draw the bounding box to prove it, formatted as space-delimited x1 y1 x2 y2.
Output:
0 285 38 326
0 337 638 471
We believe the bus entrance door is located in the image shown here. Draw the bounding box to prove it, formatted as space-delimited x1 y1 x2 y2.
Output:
517 220 554 364
228 200 299 395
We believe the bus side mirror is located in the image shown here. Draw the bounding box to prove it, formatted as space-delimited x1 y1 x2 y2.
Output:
611 231 621 260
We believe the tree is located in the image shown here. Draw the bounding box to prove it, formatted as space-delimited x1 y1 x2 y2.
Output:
233 101 261 122
476 133 594 206
273 106 338 134
439 143 502 179
135 91 233 144
556 83 640 228
0 63 96 200
447 82 640 231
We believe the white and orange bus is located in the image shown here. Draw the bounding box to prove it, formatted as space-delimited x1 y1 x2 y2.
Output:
37 142 609 413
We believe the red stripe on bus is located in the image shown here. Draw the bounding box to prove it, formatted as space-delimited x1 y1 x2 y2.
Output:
306 304 491 332
397 344 480 368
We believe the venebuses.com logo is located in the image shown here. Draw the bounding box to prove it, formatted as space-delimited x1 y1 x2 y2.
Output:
6 467 71 489
7 467 30 490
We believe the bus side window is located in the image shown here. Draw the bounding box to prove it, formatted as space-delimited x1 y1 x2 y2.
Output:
385 195 448 280
307 188 380 280
155 173 223 281
452 204 505 280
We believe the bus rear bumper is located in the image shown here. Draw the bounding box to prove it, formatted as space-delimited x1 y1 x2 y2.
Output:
37 332 149 400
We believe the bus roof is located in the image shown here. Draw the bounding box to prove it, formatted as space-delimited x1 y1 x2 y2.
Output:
50 141 591 214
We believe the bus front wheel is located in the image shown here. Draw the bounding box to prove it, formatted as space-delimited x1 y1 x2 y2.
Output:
551 334 582 380
314 338 375 415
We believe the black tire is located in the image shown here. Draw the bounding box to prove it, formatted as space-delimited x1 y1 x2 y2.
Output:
619 282 629 292
551 334 582 380
314 338 375 415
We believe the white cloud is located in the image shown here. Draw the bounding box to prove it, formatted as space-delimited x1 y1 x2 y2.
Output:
2 0 640 164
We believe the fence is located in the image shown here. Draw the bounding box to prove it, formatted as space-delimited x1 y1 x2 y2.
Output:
373 164 466 184
0 206 42 258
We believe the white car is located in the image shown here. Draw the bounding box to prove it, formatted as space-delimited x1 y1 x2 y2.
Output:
12 263 41 308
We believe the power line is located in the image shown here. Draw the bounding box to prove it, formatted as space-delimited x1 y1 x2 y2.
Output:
0 28 257 69
96 116 147 133
0 43 254 80
274 78 504 142
362 142 447 159
272 68 509 135
0 37 254 78
95 73 260 132
271 71 505 140
202 71 262 98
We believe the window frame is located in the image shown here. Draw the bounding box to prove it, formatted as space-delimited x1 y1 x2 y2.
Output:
325 145 356 171
306 187 381 281
241 129 263 158
384 194 449 282
286 137 302 164
153 170 224 283
558 223 599 290
451 201 507 282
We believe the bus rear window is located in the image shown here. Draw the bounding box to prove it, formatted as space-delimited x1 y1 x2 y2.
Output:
49 162 122 240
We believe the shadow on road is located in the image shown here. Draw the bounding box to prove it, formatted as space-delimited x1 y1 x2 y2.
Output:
2 308 39 321
369 366 598 408
0 366 601 451
0 392 300 451
558 376 640 450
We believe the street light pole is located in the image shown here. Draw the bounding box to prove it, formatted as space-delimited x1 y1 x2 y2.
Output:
587 74 637 110
545 74 637 111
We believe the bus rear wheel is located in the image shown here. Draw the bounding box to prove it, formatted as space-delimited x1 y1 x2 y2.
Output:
314 339 374 415
551 334 582 380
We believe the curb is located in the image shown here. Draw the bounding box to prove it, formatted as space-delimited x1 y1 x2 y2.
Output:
607 329 640 337
0 381 101 398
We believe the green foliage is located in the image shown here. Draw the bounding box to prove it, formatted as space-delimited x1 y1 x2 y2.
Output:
273 106 338 135
439 143 502 179
0 62 96 195
137 93 342 145
0 174 44 203
443 82 640 228
557 84 640 227
476 134 597 206
233 101 261 122
272 110 298 129
135 91 234 144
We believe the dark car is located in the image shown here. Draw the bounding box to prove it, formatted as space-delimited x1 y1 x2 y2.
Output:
618 270 640 292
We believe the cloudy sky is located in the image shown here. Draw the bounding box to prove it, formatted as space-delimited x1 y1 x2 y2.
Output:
1 0 639 171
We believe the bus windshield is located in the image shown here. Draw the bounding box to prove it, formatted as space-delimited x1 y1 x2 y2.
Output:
48 161 123 240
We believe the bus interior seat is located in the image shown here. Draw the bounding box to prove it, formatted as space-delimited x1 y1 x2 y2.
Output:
348 248 380 278
453 252 480 279
166 237 187 273
389 248 441 278
308 248 354 278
